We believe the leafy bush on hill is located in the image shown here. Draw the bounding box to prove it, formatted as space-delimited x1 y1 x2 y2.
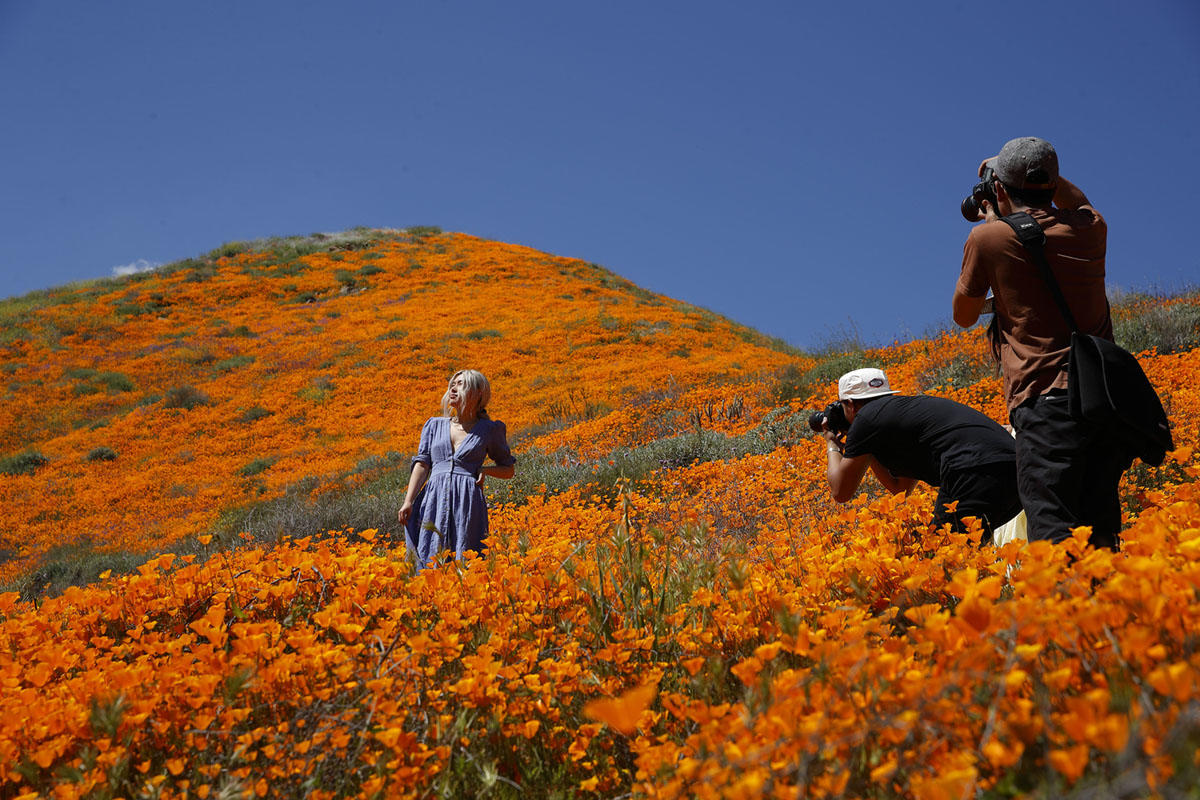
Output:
0 450 47 476
1113 290 1200 355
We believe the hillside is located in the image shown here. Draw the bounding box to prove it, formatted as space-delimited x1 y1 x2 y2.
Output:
1 229 1200 798
0 228 799 586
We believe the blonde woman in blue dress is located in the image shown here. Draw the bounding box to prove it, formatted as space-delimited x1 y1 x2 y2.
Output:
398 369 516 571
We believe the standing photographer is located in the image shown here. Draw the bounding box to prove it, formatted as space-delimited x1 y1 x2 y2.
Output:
820 368 1021 541
952 137 1129 550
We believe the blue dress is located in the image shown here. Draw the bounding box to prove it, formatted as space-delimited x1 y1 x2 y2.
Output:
405 416 515 571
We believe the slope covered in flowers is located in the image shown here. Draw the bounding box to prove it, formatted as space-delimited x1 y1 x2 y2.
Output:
0 229 798 584
1 229 1199 799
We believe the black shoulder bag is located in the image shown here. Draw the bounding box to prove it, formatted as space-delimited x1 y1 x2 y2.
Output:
999 212 1173 466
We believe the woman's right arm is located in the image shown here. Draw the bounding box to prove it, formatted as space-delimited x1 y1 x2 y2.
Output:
398 462 430 525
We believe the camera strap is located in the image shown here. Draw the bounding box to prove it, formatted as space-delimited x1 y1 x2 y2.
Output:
999 212 1080 333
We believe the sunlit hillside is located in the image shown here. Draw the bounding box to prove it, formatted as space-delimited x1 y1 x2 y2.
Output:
0 228 798 586
2 229 1200 798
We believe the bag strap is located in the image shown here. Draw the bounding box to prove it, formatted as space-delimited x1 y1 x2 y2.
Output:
999 212 1080 334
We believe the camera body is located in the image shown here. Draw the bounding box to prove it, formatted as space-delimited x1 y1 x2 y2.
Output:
961 164 998 221
808 401 850 435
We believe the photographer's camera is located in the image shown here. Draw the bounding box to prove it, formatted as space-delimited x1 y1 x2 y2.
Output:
808 401 850 435
961 164 998 221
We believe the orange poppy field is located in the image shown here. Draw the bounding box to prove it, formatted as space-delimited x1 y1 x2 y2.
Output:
1 228 1198 798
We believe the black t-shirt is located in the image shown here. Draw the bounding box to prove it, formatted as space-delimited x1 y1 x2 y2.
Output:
842 395 1015 486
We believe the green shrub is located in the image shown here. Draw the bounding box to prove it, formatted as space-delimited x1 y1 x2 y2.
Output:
352 452 406 474
334 270 361 290
269 261 309 277
86 446 118 462
466 329 502 340
183 261 219 283
12 541 144 602
297 377 335 404
183 350 217 366
208 241 252 259
238 406 272 423
915 349 995 393
215 355 256 372
96 371 135 392
114 293 172 318
163 385 210 410
240 457 276 477
489 409 810 507
769 349 870 405
0 450 48 475
1114 299 1200 355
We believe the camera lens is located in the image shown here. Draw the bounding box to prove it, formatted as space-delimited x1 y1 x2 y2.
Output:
961 194 981 221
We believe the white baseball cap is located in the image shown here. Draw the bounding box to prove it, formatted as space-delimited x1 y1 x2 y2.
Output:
838 368 898 401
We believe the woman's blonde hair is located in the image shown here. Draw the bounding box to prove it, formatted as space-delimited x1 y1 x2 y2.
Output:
441 369 491 420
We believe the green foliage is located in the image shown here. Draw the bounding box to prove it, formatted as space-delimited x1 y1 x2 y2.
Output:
240 457 276 477
466 329 502 340
182 350 217 366
182 261 219 283
88 693 129 739
352 452 406 475
334 269 362 291
214 355 256 372
1113 295 1200 355
297 376 335 404
95 371 135 392
114 290 174 318
238 406 273 423
915 346 995 393
488 408 810 507
524 395 613 439
208 240 253 259
5 546 120 600
207 466 414 550
377 328 408 341
11 539 145 601
162 385 211 410
216 324 257 338
66 368 135 394
86 446 119 462
770 348 872 405
0 450 48 476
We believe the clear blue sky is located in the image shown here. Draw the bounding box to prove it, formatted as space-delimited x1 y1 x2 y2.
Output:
2 1 1197 350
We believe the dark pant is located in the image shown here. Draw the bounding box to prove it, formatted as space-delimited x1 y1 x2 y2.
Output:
1010 391 1133 550
932 460 1022 543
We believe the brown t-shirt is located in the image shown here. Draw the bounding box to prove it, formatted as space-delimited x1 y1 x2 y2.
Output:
956 206 1112 411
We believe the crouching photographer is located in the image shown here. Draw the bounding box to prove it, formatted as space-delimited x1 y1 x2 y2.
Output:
816 368 1022 542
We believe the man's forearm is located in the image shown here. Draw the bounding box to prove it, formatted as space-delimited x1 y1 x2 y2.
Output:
1053 176 1090 210
952 291 984 328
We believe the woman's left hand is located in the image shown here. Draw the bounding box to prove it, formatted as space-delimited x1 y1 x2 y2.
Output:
476 472 486 488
